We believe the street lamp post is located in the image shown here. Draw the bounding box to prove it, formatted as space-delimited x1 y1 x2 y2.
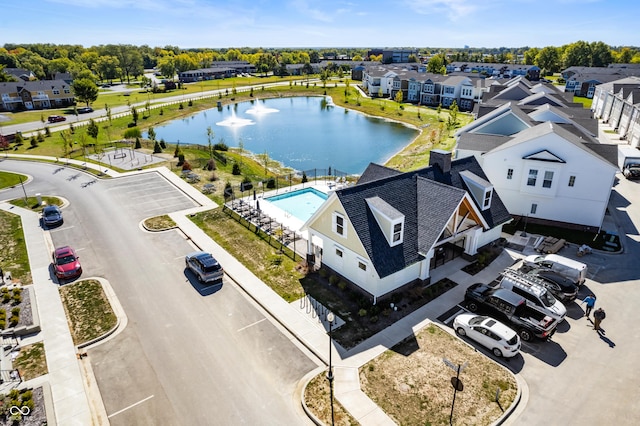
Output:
326 311 335 426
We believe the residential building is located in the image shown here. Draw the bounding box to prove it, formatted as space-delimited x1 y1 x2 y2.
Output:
591 76 640 147
0 79 74 112
456 122 617 231
302 150 511 303
447 62 540 80
178 61 256 82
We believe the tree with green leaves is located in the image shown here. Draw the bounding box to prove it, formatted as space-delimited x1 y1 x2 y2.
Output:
72 78 99 106
153 140 162 154
447 100 459 129
123 127 141 140
87 119 99 141
427 53 447 74
148 126 156 141
206 126 215 158
131 106 139 125
536 46 561 74
394 90 403 105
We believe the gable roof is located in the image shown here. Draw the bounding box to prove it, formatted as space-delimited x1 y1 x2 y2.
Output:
335 156 511 278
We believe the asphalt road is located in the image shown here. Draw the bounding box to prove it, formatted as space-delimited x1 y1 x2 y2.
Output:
0 160 319 425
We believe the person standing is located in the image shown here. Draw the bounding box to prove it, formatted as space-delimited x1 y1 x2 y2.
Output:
582 294 596 317
593 307 606 331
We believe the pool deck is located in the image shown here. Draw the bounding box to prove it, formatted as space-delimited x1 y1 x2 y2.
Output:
236 179 350 234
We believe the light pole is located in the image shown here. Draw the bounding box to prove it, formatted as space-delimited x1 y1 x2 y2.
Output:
326 311 335 426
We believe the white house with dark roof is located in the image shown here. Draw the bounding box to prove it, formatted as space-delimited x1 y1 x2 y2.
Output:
301 151 511 303
456 122 618 231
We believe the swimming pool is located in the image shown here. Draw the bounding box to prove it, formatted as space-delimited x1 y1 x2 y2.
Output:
265 188 328 223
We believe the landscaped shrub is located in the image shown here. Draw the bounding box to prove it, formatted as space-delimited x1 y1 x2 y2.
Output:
179 103 184 109
205 158 216 171
369 316 379 323
318 268 328 278
358 308 367 317
181 161 192 171
153 141 162 153
44 127 51 137
338 280 347 290
30 136 38 148
11 292 21 305
177 153 185 166
1 290 10 304
231 163 241 175
301 171 308 183
188 100 193 106
160 139 167 149
329 275 339 286
134 137 142 149
266 177 276 189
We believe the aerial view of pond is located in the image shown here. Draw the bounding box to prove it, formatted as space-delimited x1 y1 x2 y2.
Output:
149 96 418 174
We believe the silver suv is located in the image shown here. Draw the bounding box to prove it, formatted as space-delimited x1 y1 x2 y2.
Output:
185 251 224 283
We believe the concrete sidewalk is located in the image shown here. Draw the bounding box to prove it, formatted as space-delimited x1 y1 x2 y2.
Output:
0 203 92 425
171 203 525 425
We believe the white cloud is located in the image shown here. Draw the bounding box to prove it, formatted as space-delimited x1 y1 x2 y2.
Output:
407 0 478 20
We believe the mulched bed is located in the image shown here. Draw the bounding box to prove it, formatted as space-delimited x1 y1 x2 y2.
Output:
302 274 458 349
461 239 507 276
0 286 34 330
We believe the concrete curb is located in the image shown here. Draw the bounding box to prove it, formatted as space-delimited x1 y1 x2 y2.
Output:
76 277 128 350
298 366 326 426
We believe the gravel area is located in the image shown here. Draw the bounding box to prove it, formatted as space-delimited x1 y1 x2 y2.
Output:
0 286 33 329
0 386 46 425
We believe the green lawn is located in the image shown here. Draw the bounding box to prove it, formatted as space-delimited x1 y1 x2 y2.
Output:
0 171 27 190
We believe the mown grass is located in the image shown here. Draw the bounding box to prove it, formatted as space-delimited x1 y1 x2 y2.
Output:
59 279 117 345
0 170 28 190
190 208 306 302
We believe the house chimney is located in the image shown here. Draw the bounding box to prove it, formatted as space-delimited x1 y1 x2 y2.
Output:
429 149 451 174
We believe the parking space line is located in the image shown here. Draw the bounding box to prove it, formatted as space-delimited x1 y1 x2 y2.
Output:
237 318 266 332
108 395 154 418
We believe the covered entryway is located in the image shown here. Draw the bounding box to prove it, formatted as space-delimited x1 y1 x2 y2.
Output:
430 238 465 269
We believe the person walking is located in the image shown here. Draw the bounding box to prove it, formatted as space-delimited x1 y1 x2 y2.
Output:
582 294 596 317
593 307 606 331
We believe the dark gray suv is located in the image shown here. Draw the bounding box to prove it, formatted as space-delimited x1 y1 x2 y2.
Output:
185 251 223 283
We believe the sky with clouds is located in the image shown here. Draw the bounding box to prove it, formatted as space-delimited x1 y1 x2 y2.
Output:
1 0 636 49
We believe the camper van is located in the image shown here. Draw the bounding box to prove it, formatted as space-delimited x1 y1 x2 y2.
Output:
523 254 587 286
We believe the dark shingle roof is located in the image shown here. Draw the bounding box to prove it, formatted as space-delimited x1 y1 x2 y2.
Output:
336 156 511 278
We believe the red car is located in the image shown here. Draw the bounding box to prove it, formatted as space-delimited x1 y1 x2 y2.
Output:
53 246 82 281
47 115 66 123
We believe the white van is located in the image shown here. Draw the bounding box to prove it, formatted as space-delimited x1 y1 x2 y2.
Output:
499 269 567 321
523 254 587 286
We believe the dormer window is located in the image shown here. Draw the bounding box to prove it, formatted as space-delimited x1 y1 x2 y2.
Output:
483 189 492 209
366 196 404 247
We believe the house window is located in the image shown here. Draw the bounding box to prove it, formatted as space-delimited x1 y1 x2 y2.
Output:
393 223 402 242
507 168 513 180
335 248 343 258
527 169 538 186
358 261 367 271
483 190 492 208
333 213 346 237
530 203 538 214
52 89 60 95
542 171 554 188
568 176 576 187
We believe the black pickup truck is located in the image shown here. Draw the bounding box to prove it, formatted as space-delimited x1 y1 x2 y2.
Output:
464 283 558 342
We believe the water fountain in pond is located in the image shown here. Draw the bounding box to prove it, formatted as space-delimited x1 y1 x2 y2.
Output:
246 103 279 115
216 109 255 127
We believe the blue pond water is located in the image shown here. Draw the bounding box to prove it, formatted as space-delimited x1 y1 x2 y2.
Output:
149 96 418 175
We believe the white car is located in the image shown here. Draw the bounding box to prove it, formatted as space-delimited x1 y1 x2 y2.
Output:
453 314 521 358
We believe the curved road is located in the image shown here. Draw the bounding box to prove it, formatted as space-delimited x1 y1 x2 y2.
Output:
0 160 319 424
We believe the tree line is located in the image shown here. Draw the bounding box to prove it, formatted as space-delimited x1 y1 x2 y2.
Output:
1 41 638 85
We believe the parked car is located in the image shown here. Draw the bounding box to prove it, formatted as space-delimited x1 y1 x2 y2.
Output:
527 269 578 303
47 115 66 123
77 107 93 114
464 283 558 342
42 205 63 227
623 164 640 179
523 253 587 286
52 246 82 281
185 251 223 283
498 269 567 321
453 313 521 358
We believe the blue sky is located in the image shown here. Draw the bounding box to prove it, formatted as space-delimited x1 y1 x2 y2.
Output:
1 0 637 49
